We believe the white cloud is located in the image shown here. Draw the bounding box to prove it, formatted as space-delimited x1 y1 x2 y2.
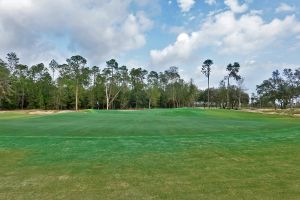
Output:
250 9 263 15
189 16 196 21
0 0 33 10
151 32 195 65
245 59 256 65
177 0 195 12
205 0 216 5
224 0 248 13
136 11 154 31
150 10 300 66
0 0 154 65
276 3 296 13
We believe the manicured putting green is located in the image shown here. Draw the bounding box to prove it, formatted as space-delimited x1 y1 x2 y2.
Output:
0 109 299 199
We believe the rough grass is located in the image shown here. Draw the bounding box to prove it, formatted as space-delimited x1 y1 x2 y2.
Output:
245 108 300 116
0 109 300 199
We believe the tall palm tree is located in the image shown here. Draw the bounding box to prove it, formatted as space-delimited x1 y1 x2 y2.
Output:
226 62 241 109
201 59 213 108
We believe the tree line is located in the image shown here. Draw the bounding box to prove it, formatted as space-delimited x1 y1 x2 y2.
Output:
0 52 249 110
253 68 300 109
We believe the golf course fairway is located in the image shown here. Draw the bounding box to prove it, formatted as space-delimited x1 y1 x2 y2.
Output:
0 109 299 199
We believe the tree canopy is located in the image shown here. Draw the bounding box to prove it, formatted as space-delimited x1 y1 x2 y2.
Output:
0 53 254 110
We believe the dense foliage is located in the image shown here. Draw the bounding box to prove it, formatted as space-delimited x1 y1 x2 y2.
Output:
254 69 300 109
0 52 249 110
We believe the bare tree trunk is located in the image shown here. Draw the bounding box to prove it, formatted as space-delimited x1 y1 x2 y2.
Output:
136 93 138 109
227 77 230 109
260 99 262 109
92 75 96 109
208 75 210 109
75 84 78 111
21 86 25 110
238 89 241 110
106 84 121 110
148 98 151 109
57 87 61 110
172 85 175 108
109 90 121 109
105 85 109 110
56 95 59 110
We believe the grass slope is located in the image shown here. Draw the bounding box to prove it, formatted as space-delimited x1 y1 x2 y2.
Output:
0 109 299 199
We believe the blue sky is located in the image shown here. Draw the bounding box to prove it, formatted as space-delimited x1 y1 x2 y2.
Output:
0 0 300 93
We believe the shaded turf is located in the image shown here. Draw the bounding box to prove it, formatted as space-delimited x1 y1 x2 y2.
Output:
0 109 299 199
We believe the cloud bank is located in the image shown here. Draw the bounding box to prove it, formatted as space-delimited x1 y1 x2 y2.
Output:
150 1 300 66
0 0 153 64
276 3 296 13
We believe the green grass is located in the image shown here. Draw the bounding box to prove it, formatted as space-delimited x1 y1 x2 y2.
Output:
0 109 300 199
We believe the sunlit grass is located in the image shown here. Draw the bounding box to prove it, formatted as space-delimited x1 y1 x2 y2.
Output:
0 109 299 199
